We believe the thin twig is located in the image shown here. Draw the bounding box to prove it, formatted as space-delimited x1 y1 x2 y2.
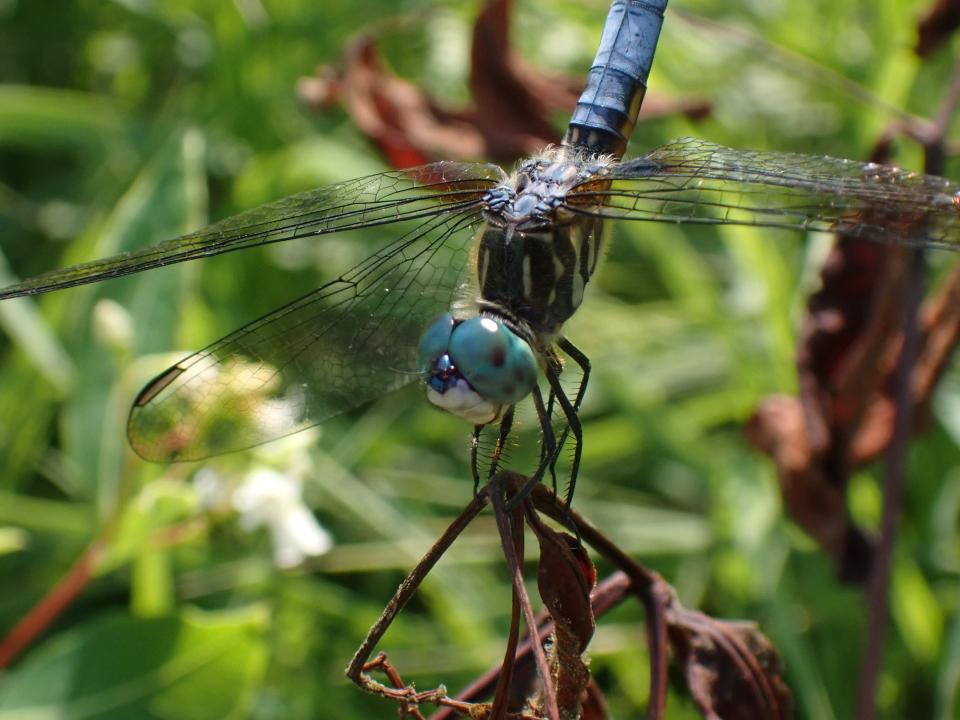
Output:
490 491 525 719
531 485 671 719
346 488 489 703
854 54 960 720
490 474 560 720
0 542 104 668
854 218 926 720
434 572 635 717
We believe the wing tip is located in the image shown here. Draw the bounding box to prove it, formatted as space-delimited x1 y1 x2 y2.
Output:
133 365 186 407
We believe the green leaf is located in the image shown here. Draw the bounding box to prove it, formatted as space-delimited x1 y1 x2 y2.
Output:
892 556 944 663
99 478 198 573
0 606 268 720
0 86 123 151
0 250 74 394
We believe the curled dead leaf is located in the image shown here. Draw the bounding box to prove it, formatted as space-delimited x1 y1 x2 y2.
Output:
667 608 793 720
916 0 960 58
301 0 711 166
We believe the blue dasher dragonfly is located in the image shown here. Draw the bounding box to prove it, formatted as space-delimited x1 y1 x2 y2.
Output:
1 0 959 495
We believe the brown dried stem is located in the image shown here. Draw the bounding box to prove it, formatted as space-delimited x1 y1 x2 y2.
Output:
854 53 960 720
345 488 489 712
489 474 560 720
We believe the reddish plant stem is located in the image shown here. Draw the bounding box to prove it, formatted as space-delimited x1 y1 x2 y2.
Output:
854 230 925 720
0 542 104 668
433 572 634 719
489 478 560 720
346 489 489 693
530 486 670 719
490 494 525 719
855 55 960 719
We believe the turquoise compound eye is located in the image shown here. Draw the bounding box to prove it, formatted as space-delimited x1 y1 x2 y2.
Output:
417 313 455 373
448 317 538 405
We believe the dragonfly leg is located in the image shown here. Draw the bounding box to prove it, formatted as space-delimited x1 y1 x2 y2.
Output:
506 385 557 509
512 365 582 538
548 337 591 505
557 337 591 412
487 405 516 479
470 425 483 496
538 385 560 493
544 360 583 511
533 385 557 472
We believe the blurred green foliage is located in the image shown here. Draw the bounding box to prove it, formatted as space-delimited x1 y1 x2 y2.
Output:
0 0 959 718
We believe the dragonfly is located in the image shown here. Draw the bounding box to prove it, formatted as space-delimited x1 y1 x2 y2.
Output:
2 0 960 499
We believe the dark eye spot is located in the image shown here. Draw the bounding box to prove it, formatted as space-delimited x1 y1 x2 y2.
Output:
490 346 506 367
515 368 529 383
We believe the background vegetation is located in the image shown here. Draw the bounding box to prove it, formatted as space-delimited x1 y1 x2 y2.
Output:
0 0 958 717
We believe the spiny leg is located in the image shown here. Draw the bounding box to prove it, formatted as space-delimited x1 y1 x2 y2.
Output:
470 424 483 496
538 385 560 494
550 337 591 503
557 337 591 412
487 405 516 479
543 360 584 512
510 385 558 508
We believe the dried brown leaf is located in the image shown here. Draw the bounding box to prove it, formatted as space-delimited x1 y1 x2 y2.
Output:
532 523 595 717
748 138 960 581
668 608 792 720
302 0 710 166
916 0 960 57
579 679 608 720
535 527 595 654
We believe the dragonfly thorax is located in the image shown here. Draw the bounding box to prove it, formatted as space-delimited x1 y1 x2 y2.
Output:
482 150 613 230
469 149 611 343
473 216 606 351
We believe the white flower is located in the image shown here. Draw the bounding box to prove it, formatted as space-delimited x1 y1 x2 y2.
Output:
92 298 133 355
193 467 231 512
192 461 332 569
232 467 332 568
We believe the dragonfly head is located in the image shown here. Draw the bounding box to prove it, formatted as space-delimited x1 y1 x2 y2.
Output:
417 313 538 424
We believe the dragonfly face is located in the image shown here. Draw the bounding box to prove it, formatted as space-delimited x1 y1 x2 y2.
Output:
418 313 538 425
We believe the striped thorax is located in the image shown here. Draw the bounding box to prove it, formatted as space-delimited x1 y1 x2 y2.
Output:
417 148 612 424
476 148 613 344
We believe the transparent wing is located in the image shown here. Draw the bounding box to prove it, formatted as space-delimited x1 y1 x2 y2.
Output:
565 137 960 249
0 161 504 299
128 207 483 462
